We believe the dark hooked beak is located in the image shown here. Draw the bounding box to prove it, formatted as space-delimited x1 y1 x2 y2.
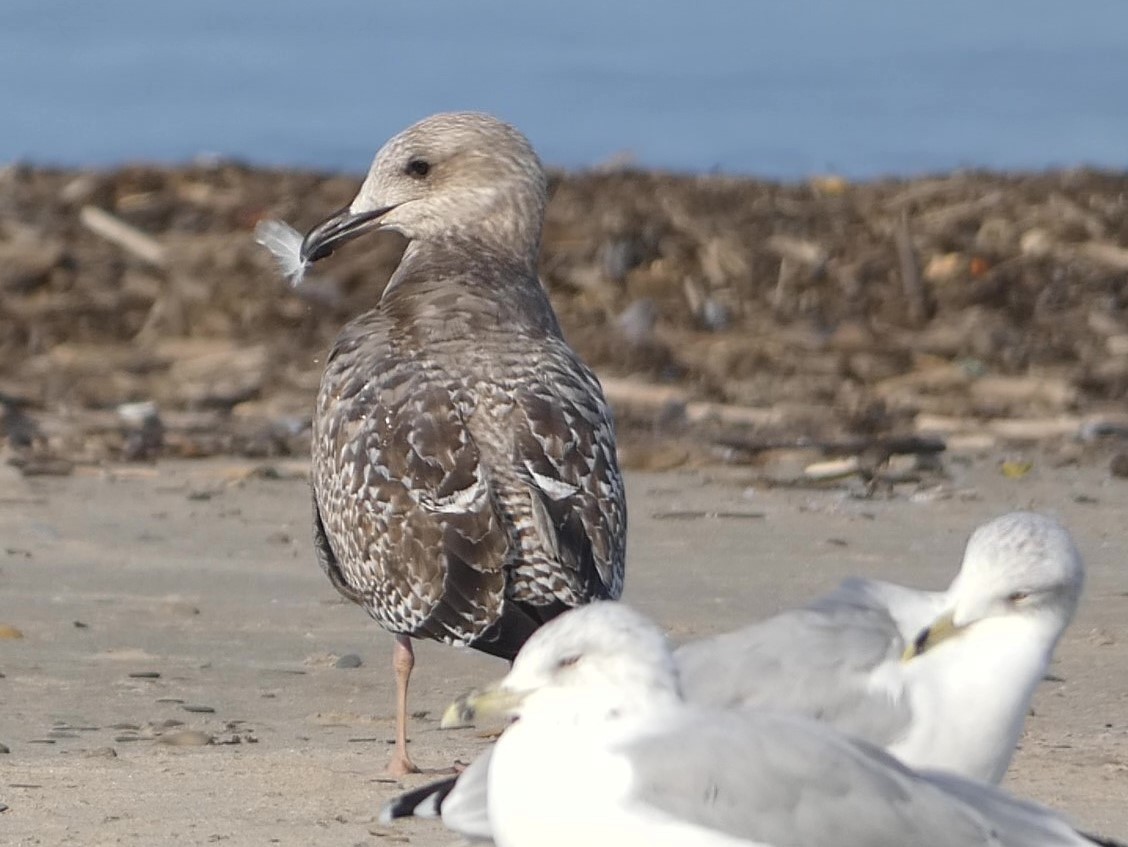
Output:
299 204 396 263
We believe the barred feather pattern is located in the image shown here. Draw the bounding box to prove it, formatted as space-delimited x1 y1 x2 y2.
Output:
311 242 626 656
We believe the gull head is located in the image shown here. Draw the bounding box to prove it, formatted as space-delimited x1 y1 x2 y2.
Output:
300 111 547 265
905 512 1084 659
443 603 681 729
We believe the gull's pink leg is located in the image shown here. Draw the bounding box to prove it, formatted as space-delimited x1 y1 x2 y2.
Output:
387 634 419 776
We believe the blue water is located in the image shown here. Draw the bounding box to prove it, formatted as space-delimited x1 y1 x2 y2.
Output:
2 0 1127 178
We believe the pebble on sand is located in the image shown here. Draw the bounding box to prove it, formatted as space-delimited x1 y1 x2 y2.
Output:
334 653 363 669
158 730 214 747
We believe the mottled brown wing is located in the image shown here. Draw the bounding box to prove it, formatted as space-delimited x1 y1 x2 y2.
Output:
507 339 627 606
312 324 512 647
311 492 365 606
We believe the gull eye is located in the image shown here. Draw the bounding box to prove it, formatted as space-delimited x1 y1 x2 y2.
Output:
405 158 431 178
555 654 582 671
1008 591 1030 603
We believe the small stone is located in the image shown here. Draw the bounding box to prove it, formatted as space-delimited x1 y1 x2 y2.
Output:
128 671 161 679
158 730 213 747
181 704 215 714
616 299 658 344
1019 228 1054 258
334 653 363 669
0 742 10 754
163 601 201 617
923 252 964 283
0 624 24 640
699 297 731 331
73 620 89 629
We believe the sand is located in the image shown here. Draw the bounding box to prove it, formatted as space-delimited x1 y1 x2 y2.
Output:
2 455 1126 845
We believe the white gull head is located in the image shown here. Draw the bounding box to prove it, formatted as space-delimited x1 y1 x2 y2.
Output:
897 511 1084 783
459 602 682 731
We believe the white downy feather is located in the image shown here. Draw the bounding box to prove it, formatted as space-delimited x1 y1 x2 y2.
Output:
254 219 308 286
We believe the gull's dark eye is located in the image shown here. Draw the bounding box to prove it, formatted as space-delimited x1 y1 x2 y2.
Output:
406 158 430 178
555 654 581 671
1008 591 1030 603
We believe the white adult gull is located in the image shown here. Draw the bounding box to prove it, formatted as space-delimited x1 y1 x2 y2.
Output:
258 112 627 775
400 602 1117 847
676 509 1083 783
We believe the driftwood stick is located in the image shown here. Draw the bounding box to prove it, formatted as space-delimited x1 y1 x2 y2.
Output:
895 209 927 325
1077 241 1128 272
79 206 167 268
599 377 794 429
915 413 1090 441
599 376 688 411
764 234 828 269
713 432 946 458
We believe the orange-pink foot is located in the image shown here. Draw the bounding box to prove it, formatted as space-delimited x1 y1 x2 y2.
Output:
386 752 420 778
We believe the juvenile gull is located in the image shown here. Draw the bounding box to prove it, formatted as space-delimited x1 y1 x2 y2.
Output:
414 602 1114 847
286 112 627 775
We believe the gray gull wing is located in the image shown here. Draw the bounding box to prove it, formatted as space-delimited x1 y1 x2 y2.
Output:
624 709 1097 847
675 592 913 745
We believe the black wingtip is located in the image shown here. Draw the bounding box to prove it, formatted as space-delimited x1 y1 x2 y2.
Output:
1081 830 1128 847
379 776 460 824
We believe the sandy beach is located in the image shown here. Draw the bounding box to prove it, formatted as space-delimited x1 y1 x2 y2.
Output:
2 453 1126 845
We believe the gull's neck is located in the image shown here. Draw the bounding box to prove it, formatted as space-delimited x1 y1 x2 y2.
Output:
380 236 561 339
895 614 1059 782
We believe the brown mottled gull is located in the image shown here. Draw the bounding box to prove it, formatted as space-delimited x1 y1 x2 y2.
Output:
294 112 626 775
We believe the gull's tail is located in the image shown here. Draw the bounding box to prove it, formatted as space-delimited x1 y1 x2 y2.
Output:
379 748 494 842
379 775 458 824
1081 833 1127 847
